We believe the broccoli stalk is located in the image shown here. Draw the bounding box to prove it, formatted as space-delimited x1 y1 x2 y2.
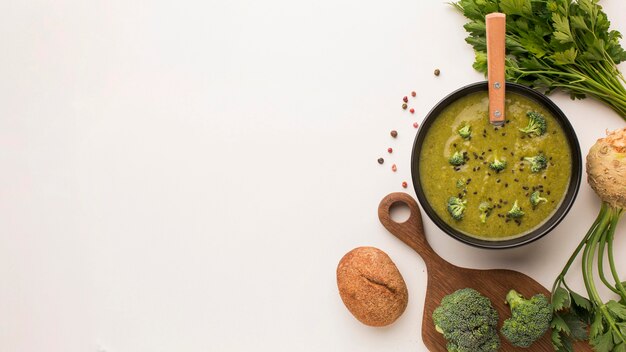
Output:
433 288 500 352
449 151 466 166
458 124 472 139
456 178 467 189
530 191 547 207
478 201 493 223
524 153 548 173
501 290 552 348
507 200 525 218
519 111 547 136
447 197 467 220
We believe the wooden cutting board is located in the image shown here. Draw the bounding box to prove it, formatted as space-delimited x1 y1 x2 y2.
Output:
378 192 592 352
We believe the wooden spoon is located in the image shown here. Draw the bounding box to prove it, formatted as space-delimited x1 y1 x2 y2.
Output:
487 12 506 126
378 192 592 351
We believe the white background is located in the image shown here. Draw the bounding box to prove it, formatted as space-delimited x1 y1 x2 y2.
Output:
1 1 626 351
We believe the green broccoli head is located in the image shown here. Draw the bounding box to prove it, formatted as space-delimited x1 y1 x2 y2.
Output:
433 288 500 352
447 331 501 352
519 111 547 136
458 124 472 139
507 200 525 218
489 156 507 172
524 153 548 173
456 178 467 189
449 151 466 166
478 201 493 223
501 290 552 348
530 191 548 207
447 197 467 220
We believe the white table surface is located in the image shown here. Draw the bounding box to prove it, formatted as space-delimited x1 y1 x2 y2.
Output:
2 1 626 351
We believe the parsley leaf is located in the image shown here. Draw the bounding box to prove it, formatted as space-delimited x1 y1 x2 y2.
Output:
454 0 626 118
553 287 571 311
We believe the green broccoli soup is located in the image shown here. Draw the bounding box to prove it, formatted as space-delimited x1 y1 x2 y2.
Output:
418 91 572 240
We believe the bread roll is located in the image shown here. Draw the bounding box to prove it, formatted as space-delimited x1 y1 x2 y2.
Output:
336 246 408 327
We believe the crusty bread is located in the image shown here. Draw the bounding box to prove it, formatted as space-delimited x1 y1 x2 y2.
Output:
336 246 408 327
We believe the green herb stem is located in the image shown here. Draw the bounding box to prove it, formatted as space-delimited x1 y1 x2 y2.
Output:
551 203 606 294
607 208 626 300
596 218 619 295
581 207 611 306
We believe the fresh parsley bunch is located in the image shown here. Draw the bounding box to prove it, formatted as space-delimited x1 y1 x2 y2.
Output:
453 0 626 119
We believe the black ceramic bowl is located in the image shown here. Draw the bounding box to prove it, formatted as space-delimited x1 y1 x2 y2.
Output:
411 82 582 249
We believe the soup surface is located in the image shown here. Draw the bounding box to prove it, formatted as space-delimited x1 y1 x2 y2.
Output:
419 91 572 240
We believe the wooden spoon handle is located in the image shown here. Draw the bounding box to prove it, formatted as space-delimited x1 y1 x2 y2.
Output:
486 12 506 125
378 193 445 267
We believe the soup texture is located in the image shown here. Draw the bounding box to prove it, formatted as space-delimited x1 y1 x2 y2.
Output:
419 92 572 240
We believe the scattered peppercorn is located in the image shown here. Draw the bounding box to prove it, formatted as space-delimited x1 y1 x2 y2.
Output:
402 181 408 188
434 68 440 76
403 96 408 103
402 103 408 110
392 164 397 172
387 147 393 153
390 130 398 138
378 158 384 164
410 108 415 114
411 91 416 97
413 122 419 128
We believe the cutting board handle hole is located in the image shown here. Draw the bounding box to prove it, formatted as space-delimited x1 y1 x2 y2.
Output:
389 202 411 224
